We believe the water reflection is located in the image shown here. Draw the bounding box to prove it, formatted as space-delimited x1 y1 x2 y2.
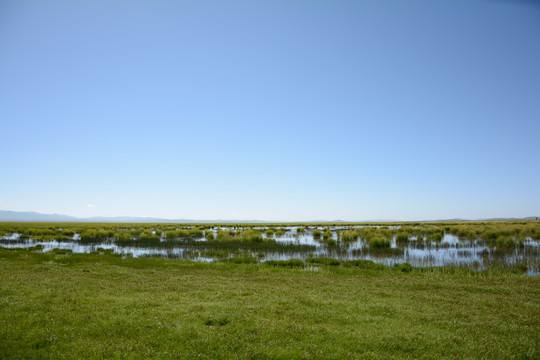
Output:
1 228 539 274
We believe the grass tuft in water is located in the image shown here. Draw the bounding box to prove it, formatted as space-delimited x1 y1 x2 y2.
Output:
396 232 410 243
369 236 391 249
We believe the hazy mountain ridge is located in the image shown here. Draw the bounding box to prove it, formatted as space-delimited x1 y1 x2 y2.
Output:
0 210 261 223
0 210 537 223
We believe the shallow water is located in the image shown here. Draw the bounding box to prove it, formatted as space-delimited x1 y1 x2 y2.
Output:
1 227 539 274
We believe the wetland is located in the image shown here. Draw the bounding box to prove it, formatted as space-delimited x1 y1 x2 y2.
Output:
1 221 539 273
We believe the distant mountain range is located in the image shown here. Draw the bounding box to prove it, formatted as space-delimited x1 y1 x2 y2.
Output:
0 210 264 223
0 210 537 223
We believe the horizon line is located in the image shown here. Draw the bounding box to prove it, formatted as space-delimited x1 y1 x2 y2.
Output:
0 210 538 224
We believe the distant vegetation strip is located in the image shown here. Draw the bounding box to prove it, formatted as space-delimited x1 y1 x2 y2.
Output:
1 221 538 248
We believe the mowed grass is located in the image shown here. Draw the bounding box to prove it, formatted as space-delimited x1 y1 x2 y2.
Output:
0 249 539 359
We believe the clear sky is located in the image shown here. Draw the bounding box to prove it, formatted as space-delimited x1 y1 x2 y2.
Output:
1 0 539 221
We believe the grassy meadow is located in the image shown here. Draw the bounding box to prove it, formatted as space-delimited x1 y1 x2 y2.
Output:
1 245 539 359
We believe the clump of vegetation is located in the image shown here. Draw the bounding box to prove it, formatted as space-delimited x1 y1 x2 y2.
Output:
343 259 386 270
215 229 265 243
395 232 409 244
369 236 391 249
341 230 358 242
325 239 337 246
217 229 237 239
49 248 73 255
239 230 264 243
322 229 332 241
80 229 115 243
306 257 341 266
198 250 228 258
265 259 304 267
313 229 322 239
274 229 286 237
430 232 443 242
166 229 203 240
495 237 524 249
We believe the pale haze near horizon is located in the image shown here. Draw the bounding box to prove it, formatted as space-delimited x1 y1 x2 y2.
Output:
1 0 539 221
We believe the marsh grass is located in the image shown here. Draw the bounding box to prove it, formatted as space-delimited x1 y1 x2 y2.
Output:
264 259 304 267
352 247 405 256
182 239 316 252
340 230 358 242
1 221 539 272
322 229 332 240
368 236 391 249
306 257 341 266
495 236 524 249
396 232 409 244
165 229 203 240
198 250 229 258
274 229 286 237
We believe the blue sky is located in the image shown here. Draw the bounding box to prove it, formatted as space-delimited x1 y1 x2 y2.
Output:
1 0 539 221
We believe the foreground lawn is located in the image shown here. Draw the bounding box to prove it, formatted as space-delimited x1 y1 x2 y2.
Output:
0 249 538 359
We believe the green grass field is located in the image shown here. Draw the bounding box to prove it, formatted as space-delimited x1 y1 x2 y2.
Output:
1 248 539 359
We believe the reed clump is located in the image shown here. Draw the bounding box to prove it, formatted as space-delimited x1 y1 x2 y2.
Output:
341 230 358 242
369 236 391 249
395 232 409 244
